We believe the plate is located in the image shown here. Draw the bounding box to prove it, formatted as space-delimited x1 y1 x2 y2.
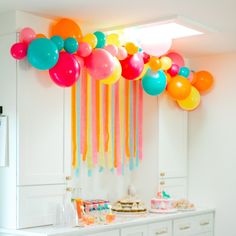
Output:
149 209 178 214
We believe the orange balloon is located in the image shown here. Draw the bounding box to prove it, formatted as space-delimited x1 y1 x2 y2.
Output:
191 72 198 84
36 33 46 38
194 71 214 93
167 75 191 100
51 18 83 41
149 57 161 71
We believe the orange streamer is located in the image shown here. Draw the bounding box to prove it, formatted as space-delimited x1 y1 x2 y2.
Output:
125 79 130 158
95 80 100 151
71 84 77 167
104 85 109 152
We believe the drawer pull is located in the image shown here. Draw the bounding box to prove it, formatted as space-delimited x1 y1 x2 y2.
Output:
160 172 165 177
160 181 165 185
200 221 210 226
65 176 72 181
156 229 168 235
179 225 190 231
66 187 73 192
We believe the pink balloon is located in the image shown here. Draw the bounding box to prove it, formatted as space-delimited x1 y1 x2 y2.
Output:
141 37 172 57
120 53 144 80
104 44 118 56
117 46 128 60
167 64 180 77
49 52 80 87
166 52 185 67
74 55 84 68
10 42 27 60
85 48 115 80
19 27 36 44
77 42 92 58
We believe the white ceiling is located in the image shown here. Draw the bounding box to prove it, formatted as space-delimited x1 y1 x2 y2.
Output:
1 0 236 57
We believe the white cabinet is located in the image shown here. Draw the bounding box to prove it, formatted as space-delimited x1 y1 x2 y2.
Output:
148 221 172 236
121 225 148 236
88 230 120 236
157 93 188 198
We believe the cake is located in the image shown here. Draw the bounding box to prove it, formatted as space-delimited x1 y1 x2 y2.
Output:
150 191 174 211
173 199 195 211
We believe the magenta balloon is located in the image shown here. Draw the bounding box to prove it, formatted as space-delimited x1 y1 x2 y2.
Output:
77 42 92 58
10 42 27 60
49 52 80 87
85 48 115 80
167 64 180 77
19 27 36 44
104 44 118 56
117 46 128 60
74 55 85 68
166 52 185 67
120 53 144 80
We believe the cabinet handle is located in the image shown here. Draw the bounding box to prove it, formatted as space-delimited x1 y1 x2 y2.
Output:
160 172 165 177
200 221 210 226
66 187 73 192
179 225 190 230
155 228 168 235
65 176 72 181
160 181 165 185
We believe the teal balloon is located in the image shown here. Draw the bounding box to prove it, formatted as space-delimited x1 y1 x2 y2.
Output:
64 37 78 54
142 68 167 96
51 36 64 51
179 67 190 78
27 38 59 70
94 31 106 48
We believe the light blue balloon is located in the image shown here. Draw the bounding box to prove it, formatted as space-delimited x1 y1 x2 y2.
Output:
64 37 78 54
179 67 190 78
94 31 106 48
51 36 64 51
142 68 167 96
27 38 59 70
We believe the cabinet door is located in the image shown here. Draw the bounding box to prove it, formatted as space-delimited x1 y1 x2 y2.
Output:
17 59 68 185
158 94 188 178
88 230 120 236
121 225 148 236
149 221 172 236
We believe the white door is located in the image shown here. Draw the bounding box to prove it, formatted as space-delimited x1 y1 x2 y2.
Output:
121 225 148 236
16 58 69 185
158 93 188 178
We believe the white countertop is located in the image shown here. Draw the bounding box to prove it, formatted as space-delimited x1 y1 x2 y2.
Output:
0 208 215 236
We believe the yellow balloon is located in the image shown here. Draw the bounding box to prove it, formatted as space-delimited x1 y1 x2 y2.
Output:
82 33 97 49
106 33 121 46
160 56 172 70
165 72 171 84
125 42 138 55
177 86 201 111
100 58 121 85
149 57 161 71
135 64 149 80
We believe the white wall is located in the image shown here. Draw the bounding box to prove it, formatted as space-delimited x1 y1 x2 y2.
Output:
188 53 236 236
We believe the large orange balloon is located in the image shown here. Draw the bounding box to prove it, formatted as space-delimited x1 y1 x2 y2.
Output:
51 18 83 41
167 75 191 100
194 71 214 93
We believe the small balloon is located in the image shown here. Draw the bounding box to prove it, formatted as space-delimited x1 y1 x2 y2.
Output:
179 67 190 78
27 38 59 70
82 33 97 49
51 18 83 41
20 27 36 44
117 46 127 60
166 52 185 67
77 42 92 57
10 42 27 60
104 44 118 57
36 33 47 38
142 68 167 96
160 56 172 70
94 31 106 48
64 37 78 54
101 57 121 85
120 53 144 80
149 57 161 71
49 52 80 87
167 75 191 100
106 33 120 46
194 71 214 93
167 64 180 77
177 86 201 111
125 42 138 55
85 48 115 80
51 35 64 51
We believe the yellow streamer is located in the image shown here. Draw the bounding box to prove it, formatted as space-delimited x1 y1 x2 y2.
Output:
107 84 113 169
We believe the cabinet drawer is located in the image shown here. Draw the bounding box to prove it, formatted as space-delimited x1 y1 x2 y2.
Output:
121 225 148 236
88 230 120 236
173 217 195 236
195 213 214 234
149 221 172 236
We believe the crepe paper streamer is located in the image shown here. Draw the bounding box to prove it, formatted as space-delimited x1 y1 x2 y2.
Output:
114 82 122 175
103 85 109 152
135 81 139 168
133 81 137 158
80 69 87 161
71 84 77 168
107 85 113 170
138 80 143 160
88 169 92 177
75 75 81 176
91 76 98 165
129 80 134 171
95 80 100 152
111 85 115 170
124 80 131 159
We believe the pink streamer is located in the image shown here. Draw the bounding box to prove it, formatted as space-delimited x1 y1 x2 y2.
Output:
138 80 143 160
